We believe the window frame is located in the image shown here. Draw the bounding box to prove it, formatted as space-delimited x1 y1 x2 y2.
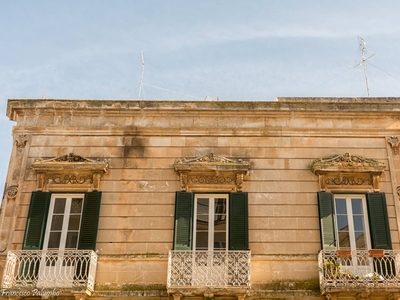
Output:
42 194 85 251
22 191 102 251
318 192 392 251
173 192 248 251
193 194 229 251
333 194 371 251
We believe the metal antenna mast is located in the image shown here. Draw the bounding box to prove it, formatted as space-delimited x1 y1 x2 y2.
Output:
138 51 145 100
355 37 374 97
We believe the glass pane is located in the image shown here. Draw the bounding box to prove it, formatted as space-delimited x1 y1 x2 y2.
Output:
71 198 83 213
47 232 61 249
355 232 367 249
65 232 79 249
351 199 363 214
197 198 209 214
337 231 350 248
196 198 209 250
50 215 64 230
214 219 226 231
68 215 81 230
335 199 347 214
53 198 66 213
214 198 226 214
214 232 227 249
196 232 208 250
336 215 348 231
353 215 365 231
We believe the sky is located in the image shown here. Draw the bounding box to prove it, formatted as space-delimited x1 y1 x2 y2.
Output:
1 1 400 193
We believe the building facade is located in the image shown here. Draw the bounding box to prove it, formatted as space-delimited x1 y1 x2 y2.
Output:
0 98 400 300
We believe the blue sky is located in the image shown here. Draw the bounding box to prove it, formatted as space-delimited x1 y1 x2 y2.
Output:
1 1 400 191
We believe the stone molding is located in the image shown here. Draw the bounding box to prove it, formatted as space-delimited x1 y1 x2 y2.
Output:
388 136 400 155
173 153 250 192
31 153 108 192
5 185 18 200
15 134 29 149
311 153 385 192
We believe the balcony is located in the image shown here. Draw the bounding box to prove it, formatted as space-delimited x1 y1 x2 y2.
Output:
167 250 251 295
2 250 97 295
319 250 400 294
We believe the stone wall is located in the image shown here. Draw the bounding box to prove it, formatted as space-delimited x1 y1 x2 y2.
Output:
1 98 400 299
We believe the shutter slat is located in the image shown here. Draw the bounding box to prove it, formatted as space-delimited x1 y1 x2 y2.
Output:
317 192 336 250
78 192 102 250
367 193 392 250
22 192 50 250
173 192 193 250
229 192 248 250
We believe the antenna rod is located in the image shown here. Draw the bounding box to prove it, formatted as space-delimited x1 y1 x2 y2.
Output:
358 37 371 97
138 51 145 100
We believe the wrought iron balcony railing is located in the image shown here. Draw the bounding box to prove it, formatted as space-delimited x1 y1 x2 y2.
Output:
167 250 251 289
319 250 400 294
2 250 97 294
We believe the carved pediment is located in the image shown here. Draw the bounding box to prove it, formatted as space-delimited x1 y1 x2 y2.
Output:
32 153 108 191
311 153 385 192
174 153 250 192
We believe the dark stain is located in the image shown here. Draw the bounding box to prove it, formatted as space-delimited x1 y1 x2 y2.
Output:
123 137 145 158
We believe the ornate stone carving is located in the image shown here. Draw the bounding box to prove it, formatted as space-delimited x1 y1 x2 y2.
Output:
190 175 235 185
311 153 385 192
388 136 400 155
174 153 250 192
325 175 372 186
356 292 370 300
175 152 243 164
312 153 385 169
5 185 18 200
53 153 89 162
47 174 94 185
31 153 108 191
15 134 28 149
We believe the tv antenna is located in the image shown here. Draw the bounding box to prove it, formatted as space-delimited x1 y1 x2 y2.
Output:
134 52 216 100
353 37 374 96
138 51 145 100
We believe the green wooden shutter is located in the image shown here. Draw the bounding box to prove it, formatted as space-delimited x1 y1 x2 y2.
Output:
317 192 336 250
366 192 392 250
78 192 102 250
22 192 50 250
173 192 193 250
229 192 249 250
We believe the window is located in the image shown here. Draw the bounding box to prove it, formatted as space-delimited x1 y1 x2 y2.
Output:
334 195 370 251
22 191 102 251
318 192 392 251
173 192 248 250
194 194 228 250
43 195 84 251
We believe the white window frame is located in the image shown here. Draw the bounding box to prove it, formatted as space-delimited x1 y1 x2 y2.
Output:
333 194 371 251
334 194 373 276
193 194 229 251
42 193 85 251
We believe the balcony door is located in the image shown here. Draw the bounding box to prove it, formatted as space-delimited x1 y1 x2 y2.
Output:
38 194 84 287
194 194 228 250
334 195 372 275
192 194 228 285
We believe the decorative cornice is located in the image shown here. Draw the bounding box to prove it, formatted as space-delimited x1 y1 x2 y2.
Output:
174 153 250 171
34 153 98 163
31 153 108 191
311 153 385 174
311 153 385 192
173 153 250 192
